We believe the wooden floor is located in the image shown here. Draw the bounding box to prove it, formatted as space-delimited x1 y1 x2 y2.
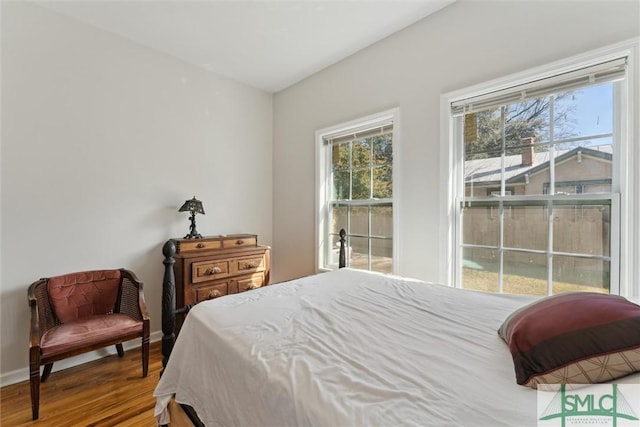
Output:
1 341 163 426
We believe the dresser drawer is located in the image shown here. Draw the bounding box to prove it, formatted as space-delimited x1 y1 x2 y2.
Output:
192 260 230 283
195 282 228 302
178 239 222 253
222 235 257 249
235 274 265 293
232 255 265 274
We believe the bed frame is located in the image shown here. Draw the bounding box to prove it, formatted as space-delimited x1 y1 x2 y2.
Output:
159 229 347 426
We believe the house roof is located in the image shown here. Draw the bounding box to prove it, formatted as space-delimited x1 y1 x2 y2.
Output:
465 145 612 186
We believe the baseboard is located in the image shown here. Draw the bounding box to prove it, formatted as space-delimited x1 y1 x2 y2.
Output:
0 330 163 387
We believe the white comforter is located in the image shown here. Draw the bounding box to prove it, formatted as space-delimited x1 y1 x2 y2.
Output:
154 268 639 426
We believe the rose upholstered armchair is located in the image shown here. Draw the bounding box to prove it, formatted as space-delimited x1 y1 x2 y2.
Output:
28 268 150 420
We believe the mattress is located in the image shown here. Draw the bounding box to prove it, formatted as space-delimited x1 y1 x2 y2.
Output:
154 268 639 426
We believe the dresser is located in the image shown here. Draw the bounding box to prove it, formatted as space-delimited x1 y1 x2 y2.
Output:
171 234 270 311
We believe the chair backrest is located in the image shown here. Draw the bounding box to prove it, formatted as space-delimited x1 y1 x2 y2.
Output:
46 270 122 323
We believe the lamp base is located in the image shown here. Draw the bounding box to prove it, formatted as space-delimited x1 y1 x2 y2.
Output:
184 214 203 239
183 232 203 239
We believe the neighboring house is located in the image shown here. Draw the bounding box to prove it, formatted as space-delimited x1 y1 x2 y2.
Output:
465 138 613 197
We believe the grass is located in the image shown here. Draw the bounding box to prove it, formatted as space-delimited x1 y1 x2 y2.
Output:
462 268 608 296
348 253 607 296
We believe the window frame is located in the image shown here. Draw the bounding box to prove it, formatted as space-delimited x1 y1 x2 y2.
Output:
315 108 400 273
439 39 639 298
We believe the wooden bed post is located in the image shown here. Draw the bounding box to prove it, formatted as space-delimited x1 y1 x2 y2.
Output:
161 239 177 375
339 228 346 269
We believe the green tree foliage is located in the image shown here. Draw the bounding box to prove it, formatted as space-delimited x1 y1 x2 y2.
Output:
466 94 576 160
332 133 392 200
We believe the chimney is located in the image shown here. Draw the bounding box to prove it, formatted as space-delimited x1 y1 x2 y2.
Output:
521 137 534 166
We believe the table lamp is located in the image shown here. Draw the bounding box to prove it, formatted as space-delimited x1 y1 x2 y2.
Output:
178 196 205 239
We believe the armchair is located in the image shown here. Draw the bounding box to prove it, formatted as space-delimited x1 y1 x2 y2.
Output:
28 268 150 420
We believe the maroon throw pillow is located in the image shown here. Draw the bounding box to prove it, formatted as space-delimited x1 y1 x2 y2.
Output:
498 292 640 388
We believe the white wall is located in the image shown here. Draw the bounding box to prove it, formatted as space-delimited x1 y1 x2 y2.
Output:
272 0 640 283
1 2 272 383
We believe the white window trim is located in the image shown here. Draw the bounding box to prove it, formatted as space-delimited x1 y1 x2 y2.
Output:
315 108 401 274
439 38 639 299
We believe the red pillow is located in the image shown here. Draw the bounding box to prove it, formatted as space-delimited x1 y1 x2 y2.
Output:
498 292 640 388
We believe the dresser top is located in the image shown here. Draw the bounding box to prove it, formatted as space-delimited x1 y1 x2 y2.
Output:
173 234 259 254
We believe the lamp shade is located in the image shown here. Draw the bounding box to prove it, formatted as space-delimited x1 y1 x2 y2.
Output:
178 196 205 215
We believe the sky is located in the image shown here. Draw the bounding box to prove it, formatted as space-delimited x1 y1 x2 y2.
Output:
562 82 613 144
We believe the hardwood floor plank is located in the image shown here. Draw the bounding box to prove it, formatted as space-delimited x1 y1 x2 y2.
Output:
1 341 162 426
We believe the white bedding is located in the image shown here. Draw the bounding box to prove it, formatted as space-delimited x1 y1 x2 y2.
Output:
154 268 639 426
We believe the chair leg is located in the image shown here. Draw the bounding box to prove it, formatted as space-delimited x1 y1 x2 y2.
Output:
116 343 124 357
142 336 149 377
41 363 53 382
29 351 40 420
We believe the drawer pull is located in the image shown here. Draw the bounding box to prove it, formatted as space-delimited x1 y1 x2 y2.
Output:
206 266 222 275
242 282 259 291
244 262 257 269
196 243 205 249
236 239 244 245
206 289 222 300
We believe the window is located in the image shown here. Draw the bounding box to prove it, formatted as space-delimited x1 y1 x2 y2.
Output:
316 110 398 273
441 41 639 298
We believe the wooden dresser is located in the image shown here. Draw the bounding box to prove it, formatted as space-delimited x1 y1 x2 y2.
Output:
171 234 270 310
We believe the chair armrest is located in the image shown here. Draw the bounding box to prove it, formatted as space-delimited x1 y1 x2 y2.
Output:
118 269 150 322
28 296 40 349
137 282 150 322
28 279 54 349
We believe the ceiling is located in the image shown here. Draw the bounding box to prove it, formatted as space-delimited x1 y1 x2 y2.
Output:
37 1 455 93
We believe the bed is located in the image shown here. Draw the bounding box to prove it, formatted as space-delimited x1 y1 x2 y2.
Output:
154 240 640 426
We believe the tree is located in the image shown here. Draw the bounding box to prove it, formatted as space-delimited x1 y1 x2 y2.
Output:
332 133 392 200
466 94 576 159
